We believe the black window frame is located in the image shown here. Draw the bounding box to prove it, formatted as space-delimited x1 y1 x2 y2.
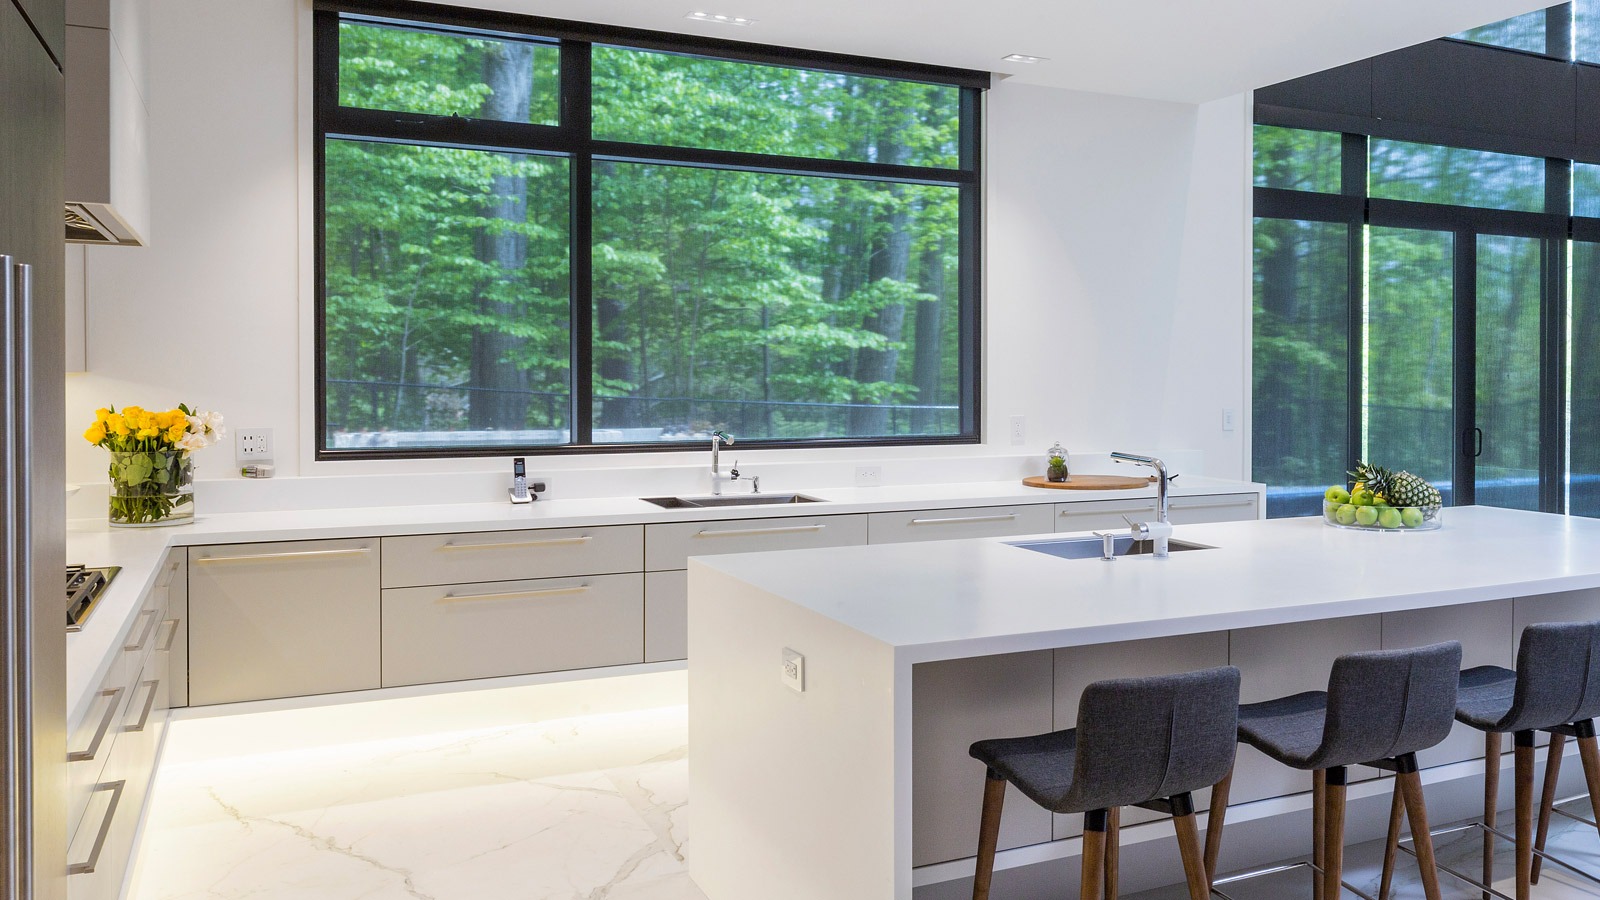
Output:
313 0 987 460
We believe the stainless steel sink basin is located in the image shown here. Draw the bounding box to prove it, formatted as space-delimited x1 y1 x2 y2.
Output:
643 493 825 509
1007 536 1213 560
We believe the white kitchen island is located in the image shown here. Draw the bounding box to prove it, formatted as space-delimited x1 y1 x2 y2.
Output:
686 507 1600 900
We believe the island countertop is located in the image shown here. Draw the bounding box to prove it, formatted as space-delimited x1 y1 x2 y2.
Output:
692 506 1600 663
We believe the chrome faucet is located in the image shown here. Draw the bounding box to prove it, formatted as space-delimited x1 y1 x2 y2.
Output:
710 431 738 495
1111 451 1174 557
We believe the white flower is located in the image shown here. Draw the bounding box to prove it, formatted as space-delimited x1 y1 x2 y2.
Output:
186 414 204 431
199 411 225 438
177 431 209 451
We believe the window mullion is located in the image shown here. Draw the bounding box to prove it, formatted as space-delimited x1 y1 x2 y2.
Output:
565 40 594 447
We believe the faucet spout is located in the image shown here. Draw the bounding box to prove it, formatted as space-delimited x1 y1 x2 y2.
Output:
1111 452 1171 525
710 431 736 495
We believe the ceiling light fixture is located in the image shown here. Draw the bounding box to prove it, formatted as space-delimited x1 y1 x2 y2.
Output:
1002 54 1048 64
686 11 754 25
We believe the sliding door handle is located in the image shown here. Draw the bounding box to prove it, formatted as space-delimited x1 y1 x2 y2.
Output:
1465 427 1484 458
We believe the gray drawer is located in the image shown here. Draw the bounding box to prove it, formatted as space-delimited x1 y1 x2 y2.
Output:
645 571 688 663
1168 493 1260 523
1053 498 1160 534
382 525 642 588
66 662 132 845
868 504 1053 544
645 514 867 571
382 573 644 687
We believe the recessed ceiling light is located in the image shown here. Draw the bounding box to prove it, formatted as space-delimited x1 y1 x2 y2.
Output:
686 10 754 25
1002 54 1048 64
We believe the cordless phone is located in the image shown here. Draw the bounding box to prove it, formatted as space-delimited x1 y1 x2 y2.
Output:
509 457 532 504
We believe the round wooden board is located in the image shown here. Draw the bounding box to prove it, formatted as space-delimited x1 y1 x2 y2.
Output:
1022 474 1156 491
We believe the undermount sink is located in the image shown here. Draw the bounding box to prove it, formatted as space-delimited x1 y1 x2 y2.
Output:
1007 535 1213 560
643 493 825 509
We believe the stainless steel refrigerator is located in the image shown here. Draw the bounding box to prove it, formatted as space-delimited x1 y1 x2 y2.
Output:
1 1 67 899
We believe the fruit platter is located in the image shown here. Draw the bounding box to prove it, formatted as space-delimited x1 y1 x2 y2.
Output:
1322 462 1443 532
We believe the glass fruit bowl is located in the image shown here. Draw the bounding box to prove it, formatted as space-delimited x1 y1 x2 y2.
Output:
1323 500 1442 532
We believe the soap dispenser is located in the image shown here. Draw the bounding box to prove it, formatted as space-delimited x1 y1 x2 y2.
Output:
1046 443 1069 483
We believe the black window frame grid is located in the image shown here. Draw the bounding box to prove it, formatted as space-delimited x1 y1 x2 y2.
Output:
313 0 986 460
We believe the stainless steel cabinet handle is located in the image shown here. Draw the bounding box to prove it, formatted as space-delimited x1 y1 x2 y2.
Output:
909 513 1017 526
123 608 159 652
68 781 125 875
123 680 160 733
156 557 181 588
67 688 124 762
157 618 180 652
195 547 371 564
437 535 592 551
696 523 826 538
1169 497 1257 509
438 584 590 604
1059 507 1152 516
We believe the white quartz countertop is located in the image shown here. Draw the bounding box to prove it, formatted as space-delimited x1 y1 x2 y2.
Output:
693 506 1600 664
63 474 1260 730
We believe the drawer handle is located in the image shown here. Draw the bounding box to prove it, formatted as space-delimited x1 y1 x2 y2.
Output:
156 558 181 588
157 618 180 653
696 524 826 538
68 780 125 876
123 680 160 733
1059 508 1151 517
1169 497 1257 509
123 608 159 652
438 584 591 604
437 535 593 551
195 547 372 564
909 513 1017 526
67 688 124 763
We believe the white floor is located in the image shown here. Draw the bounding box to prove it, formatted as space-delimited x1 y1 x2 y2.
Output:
128 671 1600 900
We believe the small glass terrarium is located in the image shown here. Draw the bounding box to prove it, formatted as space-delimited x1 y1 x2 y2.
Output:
1046 443 1069 483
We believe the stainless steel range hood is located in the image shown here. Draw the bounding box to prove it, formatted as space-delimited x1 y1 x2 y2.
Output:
64 0 148 246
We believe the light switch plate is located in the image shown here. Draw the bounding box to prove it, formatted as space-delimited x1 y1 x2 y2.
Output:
782 648 805 693
855 466 882 487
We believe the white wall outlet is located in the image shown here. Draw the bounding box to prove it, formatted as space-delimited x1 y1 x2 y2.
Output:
781 648 805 693
855 466 882 487
236 428 273 461
1009 415 1026 445
1222 408 1236 432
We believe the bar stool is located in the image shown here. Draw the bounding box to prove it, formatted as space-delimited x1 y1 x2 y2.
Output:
1204 642 1461 900
967 665 1240 900
1379 619 1600 900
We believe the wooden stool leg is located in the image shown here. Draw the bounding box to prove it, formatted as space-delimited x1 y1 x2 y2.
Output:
1104 806 1120 900
1204 769 1233 885
1533 732 1565 884
972 773 1006 900
1577 733 1600 843
1515 732 1535 900
1322 767 1347 900
1081 809 1108 900
1379 784 1403 900
1484 732 1502 900
1399 764 1444 900
1313 769 1327 900
1172 795 1210 900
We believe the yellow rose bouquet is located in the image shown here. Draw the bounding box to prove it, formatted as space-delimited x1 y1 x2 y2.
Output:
84 404 224 526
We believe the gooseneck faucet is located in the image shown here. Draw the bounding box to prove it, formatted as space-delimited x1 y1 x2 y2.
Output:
1111 451 1174 557
710 431 736 495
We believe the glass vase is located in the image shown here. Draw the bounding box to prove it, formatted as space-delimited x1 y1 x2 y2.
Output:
108 450 194 527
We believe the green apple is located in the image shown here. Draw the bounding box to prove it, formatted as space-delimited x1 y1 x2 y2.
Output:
1356 506 1379 527
1335 504 1358 525
1351 488 1376 506
1401 507 1425 527
1378 507 1403 529
1325 486 1351 504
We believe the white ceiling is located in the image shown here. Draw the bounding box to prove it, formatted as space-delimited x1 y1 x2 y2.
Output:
451 0 1552 103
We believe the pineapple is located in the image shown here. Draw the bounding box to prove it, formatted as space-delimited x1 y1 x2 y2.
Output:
1348 461 1441 511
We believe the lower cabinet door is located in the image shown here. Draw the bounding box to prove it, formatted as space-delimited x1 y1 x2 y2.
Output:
382 573 645 687
645 571 688 663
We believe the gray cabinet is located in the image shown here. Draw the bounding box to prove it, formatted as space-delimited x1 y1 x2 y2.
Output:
1168 493 1259 523
645 571 688 663
867 504 1053 544
1054 498 1159 534
381 525 642 588
188 538 380 706
645 514 868 571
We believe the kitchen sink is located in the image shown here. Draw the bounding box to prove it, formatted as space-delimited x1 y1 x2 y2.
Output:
643 493 825 509
1007 535 1213 560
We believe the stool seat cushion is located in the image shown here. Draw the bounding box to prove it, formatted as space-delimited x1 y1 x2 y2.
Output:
1237 690 1330 768
970 728 1081 813
1456 665 1517 732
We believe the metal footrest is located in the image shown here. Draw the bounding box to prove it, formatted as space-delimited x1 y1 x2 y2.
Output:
1395 811 1600 898
1209 859 1377 900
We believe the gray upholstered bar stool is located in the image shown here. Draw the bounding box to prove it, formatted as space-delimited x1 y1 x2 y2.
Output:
1203 641 1462 900
1379 620 1600 900
967 666 1240 900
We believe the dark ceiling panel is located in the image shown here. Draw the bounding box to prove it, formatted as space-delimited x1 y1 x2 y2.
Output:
1256 59 1373 118
1371 41 1575 145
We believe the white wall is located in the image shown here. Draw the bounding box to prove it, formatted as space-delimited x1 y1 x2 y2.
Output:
64 0 1253 503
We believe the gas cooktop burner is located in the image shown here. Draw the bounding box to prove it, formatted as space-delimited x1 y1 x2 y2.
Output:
66 564 119 632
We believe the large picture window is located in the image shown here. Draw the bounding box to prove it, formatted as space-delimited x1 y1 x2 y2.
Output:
315 1 983 457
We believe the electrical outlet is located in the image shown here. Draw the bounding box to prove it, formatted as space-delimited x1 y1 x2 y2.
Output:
781 648 805 693
855 466 882 487
236 428 273 462
1222 408 1236 432
1010 415 1026 445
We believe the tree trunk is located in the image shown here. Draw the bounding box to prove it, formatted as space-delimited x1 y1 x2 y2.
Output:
850 103 915 436
469 43 535 431
911 239 946 433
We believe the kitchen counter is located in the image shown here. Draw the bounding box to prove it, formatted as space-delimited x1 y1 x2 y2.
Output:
64 474 1261 733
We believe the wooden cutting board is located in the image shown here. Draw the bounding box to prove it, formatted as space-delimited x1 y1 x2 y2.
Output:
1022 474 1157 491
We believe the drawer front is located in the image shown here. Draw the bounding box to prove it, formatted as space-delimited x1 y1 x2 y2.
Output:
1168 493 1260 524
382 525 643 588
189 538 381 706
868 504 1053 544
645 514 867 571
1053 499 1159 534
645 571 688 663
159 549 189 708
66 664 133 843
382 573 644 687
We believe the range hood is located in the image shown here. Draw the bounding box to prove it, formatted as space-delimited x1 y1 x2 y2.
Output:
64 0 149 246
